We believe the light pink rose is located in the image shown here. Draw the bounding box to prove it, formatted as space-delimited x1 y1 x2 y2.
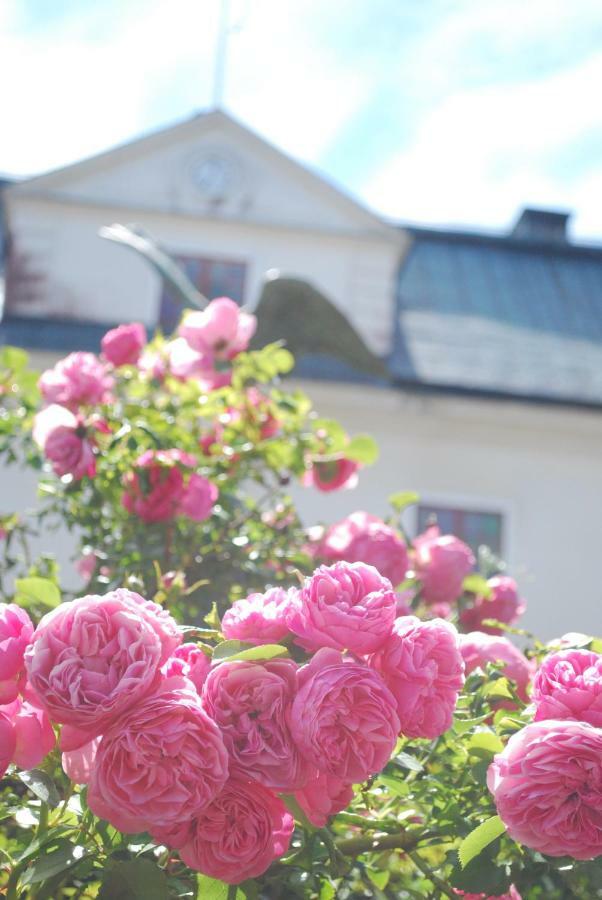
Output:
161 643 211 693
532 649 602 727
178 472 218 521
453 888 521 899
38 352 113 409
165 337 213 380
303 456 359 492
25 588 180 734
460 632 532 702
413 526 475 605
202 658 309 791
101 322 146 366
179 778 293 883
88 677 229 833
290 647 400 782
179 297 257 361
0 712 16 778
122 449 217 523
6 698 55 769
294 770 354 827
138 347 167 380
488 719 602 859
62 737 100 784
320 511 409 587
461 576 526 634
368 616 465 739
0 603 34 703
75 549 97 584
221 588 293 645
286 561 396 654
33 405 96 480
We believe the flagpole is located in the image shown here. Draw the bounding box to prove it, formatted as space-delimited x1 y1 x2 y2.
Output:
212 0 230 108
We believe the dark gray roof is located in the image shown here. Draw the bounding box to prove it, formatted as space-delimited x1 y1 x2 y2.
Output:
391 226 602 407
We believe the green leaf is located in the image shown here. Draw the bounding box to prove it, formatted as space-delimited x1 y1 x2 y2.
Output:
376 774 409 798
212 641 289 663
99 859 170 899
482 677 514 701
458 815 506 869
367 868 390 890
0 346 28 372
15 577 61 609
389 490 420 512
197 874 244 899
468 731 504 756
394 750 423 773
18 770 61 808
311 418 348 452
20 840 86 886
589 638 602 654
462 574 492 597
344 434 379 465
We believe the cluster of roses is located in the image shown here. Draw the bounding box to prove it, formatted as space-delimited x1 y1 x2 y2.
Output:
1 560 467 885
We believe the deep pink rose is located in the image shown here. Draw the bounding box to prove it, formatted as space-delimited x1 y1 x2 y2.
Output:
488 719 602 859
413 526 475 605
294 770 354 827
25 588 180 734
33 405 96 480
453 889 521 899
303 456 359 492
179 778 293 883
221 587 293 645
178 472 218 521
532 649 602 727
0 603 34 703
202 658 308 791
461 576 526 634
0 712 16 778
320 511 409 587
88 677 229 833
179 297 257 360
460 632 532 702
368 616 465 739
161 643 211 693
290 648 399 782
39 352 112 408
101 322 146 366
122 449 217 523
287 561 396 654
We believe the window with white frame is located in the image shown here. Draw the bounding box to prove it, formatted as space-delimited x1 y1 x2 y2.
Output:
159 255 247 332
416 503 504 556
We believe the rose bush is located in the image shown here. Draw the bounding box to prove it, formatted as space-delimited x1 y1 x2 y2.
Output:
0 287 600 899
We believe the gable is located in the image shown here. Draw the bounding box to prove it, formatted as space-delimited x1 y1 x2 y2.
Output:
8 112 390 238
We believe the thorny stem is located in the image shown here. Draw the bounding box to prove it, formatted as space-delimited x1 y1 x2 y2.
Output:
335 830 422 856
408 849 456 898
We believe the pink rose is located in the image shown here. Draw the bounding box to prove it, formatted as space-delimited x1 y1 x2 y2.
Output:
488 719 602 859
286 561 396 654
461 576 526 634
532 649 602 727
460 632 532 702
320 511 409 587
161 643 211 693
303 456 359 492
101 322 146 366
5 698 55 769
33 405 96 480
165 337 213 380
179 297 257 360
122 449 217 523
368 616 465 739
38 352 113 408
454 889 521 900
25 588 180 734
0 603 33 703
178 472 218 521
179 778 293 883
62 737 100 784
75 549 97 584
202 658 309 791
413 526 475 605
221 587 293 645
88 677 229 833
290 647 400 782
0 712 16 778
294 770 354 827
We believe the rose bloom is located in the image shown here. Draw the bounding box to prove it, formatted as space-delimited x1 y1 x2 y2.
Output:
532 649 602 727
202 657 308 791
319 511 409 587
62 737 100 785
75 549 97 584
101 322 146 366
460 632 532 702
180 778 293 883
287 561 397 655
488 719 602 859
88 677 229 833
461 576 526 635
178 472 218 521
25 588 180 735
39 351 112 408
368 616 465 739
122 449 217 523
294 770 354 827
179 296 257 360
303 456 359 492
161 642 211 693
0 711 16 778
221 587 293 645
33 404 97 480
413 525 475 605
290 647 400 782
0 603 34 703
454 889 521 900
0 697 56 770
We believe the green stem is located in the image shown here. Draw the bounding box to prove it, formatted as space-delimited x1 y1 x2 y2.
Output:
408 849 456 898
227 886 238 900
37 802 49 837
335 830 421 856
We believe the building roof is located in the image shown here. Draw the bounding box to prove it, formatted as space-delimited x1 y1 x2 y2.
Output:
390 214 602 408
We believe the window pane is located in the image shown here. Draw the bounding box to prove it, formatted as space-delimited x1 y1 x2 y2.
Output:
417 504 503 556
159 256 247 332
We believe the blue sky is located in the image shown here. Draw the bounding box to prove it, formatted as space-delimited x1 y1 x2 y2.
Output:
2 0 601 238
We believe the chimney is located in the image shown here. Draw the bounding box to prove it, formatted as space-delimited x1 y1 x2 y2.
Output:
511 207 571 243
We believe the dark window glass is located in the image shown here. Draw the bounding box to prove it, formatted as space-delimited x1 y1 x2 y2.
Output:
159 256 247 332
417 504 503 556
